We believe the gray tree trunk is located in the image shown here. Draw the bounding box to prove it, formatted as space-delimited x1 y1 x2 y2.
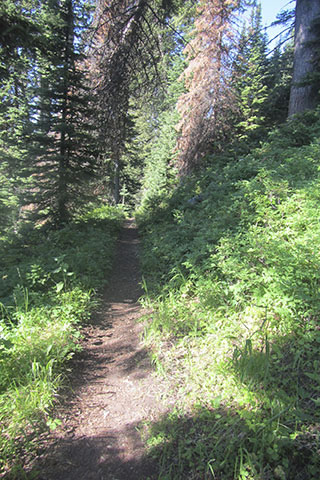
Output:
288 0 320 117
114 158 120 204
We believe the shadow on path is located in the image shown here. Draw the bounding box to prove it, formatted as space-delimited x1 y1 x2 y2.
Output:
25 220 165 480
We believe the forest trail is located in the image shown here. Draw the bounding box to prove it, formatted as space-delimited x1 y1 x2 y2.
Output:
32 220 166 480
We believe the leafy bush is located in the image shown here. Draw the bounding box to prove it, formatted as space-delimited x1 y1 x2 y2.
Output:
138 121 320 479
0 204 124 472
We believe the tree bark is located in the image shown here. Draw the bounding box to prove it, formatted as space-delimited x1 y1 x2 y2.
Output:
288 0 320 116
113 155 120 204
58 0 74 226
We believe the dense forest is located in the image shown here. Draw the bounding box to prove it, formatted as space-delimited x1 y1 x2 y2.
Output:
1 0 320 478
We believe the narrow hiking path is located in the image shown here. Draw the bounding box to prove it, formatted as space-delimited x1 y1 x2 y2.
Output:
31 220 167 480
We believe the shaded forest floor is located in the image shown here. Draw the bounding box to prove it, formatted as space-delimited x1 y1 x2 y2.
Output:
25 220 166 480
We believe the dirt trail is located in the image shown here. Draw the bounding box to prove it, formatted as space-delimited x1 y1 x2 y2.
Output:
33 220 166 480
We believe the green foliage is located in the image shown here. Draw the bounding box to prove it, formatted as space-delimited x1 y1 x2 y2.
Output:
137 53 185 210
233 2 269 148
0 0 98 231
0 204 124 473
0 0 38 237
263 41 293 128
138 112 320 479
24 0 97 227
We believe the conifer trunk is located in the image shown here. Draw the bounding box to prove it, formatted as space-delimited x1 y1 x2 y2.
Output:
288 0 320 116
58 0 74 225
114 155 120 204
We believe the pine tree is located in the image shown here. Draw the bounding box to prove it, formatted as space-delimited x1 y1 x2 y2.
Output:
90 0 184 204
0 0 42 235
176 0 241 172
263 40 293 127
129 1 194 208
139 54 185 208
24 0 97 227
0 0 97 231
233 1 269 149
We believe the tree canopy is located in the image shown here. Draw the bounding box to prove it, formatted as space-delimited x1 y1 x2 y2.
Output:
0 0 319 229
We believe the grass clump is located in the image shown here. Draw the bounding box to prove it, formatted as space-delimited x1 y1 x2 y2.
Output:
0 204 124 474
137 116 320 479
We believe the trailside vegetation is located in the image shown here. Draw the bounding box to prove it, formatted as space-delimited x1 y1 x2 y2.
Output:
138 110 320 480
2 0 320 477
0 204 124 474
0 0 129 474
135 0 320 479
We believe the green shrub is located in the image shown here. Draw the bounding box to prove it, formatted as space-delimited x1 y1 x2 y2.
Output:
138 125 320 479
0 204 124 472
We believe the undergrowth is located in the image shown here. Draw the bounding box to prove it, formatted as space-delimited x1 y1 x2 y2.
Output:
137 113 320 479
0 204 124 475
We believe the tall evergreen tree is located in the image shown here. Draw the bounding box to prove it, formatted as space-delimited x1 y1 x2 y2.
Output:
263 40 293 126
176 0 241 172
138 54 185 207
0 0 97 231
24 0 97 227
90 0 183 203
0 0 42 235
233 1 269 149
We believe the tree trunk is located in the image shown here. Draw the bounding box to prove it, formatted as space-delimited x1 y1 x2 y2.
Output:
288 0 320 116
113 149 120 204
58 0 74 226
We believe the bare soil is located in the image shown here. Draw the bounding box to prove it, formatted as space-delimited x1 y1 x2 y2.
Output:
30 220 166 480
